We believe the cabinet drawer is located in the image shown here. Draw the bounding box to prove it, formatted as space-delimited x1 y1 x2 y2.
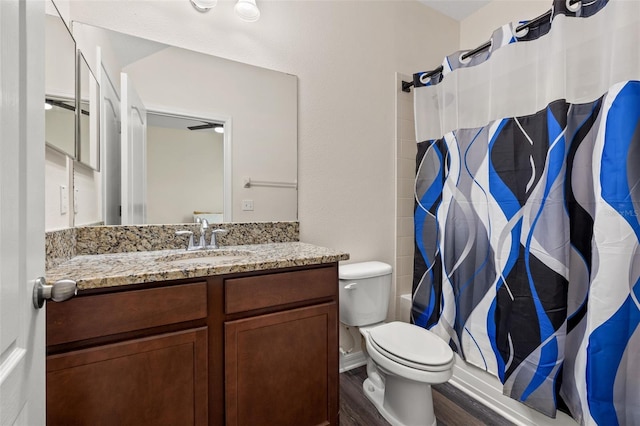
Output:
47 282 208 346
225 266 337 314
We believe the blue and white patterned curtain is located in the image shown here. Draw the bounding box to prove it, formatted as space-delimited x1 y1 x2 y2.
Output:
412 1 640 424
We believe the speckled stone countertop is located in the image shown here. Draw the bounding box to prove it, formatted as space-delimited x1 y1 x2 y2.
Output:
46 242 349 291
45 222 300 269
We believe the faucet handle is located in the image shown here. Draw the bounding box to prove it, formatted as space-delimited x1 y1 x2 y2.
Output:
175 230 197 251
208 229 228 249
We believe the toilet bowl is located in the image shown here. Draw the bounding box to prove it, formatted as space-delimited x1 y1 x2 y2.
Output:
339 262 454 426
361 322 453 426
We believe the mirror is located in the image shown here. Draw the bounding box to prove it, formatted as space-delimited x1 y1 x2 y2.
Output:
72 22 298 225
78 51 101 170
146 113 224 224
44 2 76 157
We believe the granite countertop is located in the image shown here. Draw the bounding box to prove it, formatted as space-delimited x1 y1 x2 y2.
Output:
46 242 350 291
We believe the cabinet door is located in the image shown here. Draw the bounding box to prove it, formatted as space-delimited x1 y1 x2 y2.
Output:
47 328 208 426
225 302 338 426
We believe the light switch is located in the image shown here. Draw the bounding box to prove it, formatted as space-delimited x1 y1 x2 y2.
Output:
60 185 68 215
242 199 254 211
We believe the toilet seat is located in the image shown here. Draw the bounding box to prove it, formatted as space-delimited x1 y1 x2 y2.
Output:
368 322 453 372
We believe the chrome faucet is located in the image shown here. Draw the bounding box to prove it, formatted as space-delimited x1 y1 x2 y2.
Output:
208 229 227 249
198 218 209 248
176 220 226 251
174 218 210 251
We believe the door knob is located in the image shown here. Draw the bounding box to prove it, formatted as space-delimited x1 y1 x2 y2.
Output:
32 277 77 309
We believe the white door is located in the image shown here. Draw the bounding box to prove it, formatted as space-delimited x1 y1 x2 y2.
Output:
120 73 147 224
102 68 121 225
0 0 46 424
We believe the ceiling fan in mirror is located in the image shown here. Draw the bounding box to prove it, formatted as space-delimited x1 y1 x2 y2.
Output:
187 121 224 134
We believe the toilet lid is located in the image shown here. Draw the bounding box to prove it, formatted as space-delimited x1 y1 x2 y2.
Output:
369 322 453 368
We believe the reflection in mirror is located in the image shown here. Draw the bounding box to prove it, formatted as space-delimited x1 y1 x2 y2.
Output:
45 98 76 155
72 22 298 225
101 74 122 226
45 3 76 157
78 52 101 170
146 113 224 224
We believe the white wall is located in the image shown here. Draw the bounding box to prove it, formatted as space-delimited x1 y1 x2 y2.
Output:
45 147 101 230
73 22 128 226
68 0 460 266
74 164 102 226
45 6 74 232
46 0 70 26
146 126 224 224
44 12 75 102
45 107 75 155
45 138 105 232
45 147 72 230
460 0 550 49
45 3 103 231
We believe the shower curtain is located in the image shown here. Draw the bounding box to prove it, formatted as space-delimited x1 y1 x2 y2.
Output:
411 1 640 424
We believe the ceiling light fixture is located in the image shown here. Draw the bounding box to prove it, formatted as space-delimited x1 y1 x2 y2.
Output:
214 125 224 134
190 0 217 12
234 0 260 22
44 102 53 111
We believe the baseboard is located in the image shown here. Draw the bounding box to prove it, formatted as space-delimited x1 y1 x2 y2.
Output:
449 356 578 426
339 350 367 373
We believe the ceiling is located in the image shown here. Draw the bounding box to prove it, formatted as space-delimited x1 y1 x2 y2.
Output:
418 0 490 21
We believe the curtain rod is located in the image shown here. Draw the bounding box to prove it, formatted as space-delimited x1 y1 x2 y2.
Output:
402 0 581 93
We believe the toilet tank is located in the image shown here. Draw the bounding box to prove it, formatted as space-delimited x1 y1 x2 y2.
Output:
339 261 392 327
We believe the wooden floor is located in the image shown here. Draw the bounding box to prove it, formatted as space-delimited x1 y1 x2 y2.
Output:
339 366 515 426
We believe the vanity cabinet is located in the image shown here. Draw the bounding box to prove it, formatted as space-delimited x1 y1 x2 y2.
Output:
47 328 208 426
46 282 209 426
46 264 339 426
224 267 339 426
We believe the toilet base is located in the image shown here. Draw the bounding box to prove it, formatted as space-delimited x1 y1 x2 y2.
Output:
363 375 436 426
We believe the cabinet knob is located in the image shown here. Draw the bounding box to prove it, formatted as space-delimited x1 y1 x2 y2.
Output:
32 277 77 309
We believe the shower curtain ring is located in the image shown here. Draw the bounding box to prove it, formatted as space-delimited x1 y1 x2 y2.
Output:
566 0 581 12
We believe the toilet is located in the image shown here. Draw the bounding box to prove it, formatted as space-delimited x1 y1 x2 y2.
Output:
339 261 454 426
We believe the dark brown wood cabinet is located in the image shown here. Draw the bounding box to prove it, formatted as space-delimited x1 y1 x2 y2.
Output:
225 303 338 426
46 281 209 426
46 263 339 426
47 328 208 426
